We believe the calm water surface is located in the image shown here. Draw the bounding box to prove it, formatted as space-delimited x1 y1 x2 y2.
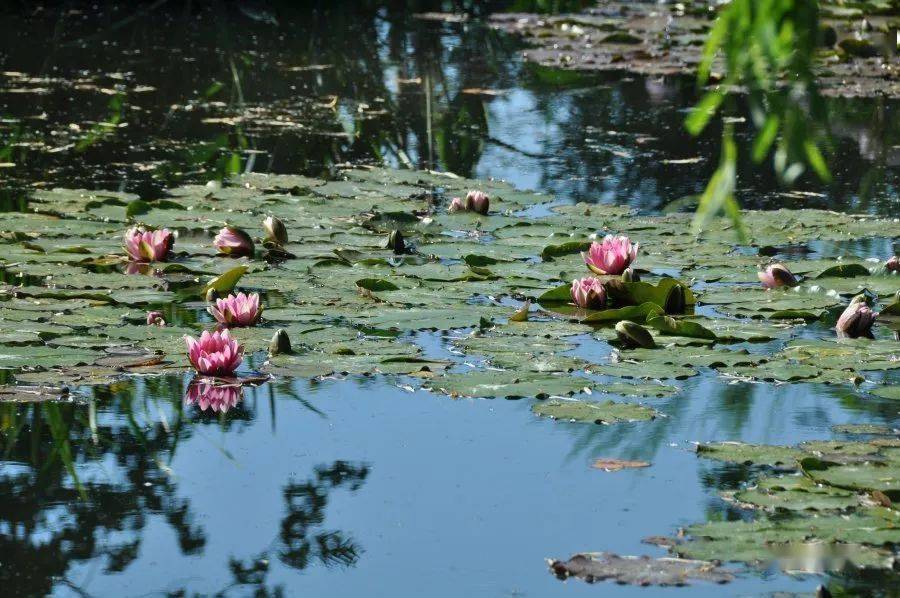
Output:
0 3 898 596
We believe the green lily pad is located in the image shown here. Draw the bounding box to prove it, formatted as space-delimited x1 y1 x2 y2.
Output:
731 474 860 511
532 399 657 424
696 442 802 468
0 344 102 369
801 456 900 498
870 386 900 401
427 371 592 399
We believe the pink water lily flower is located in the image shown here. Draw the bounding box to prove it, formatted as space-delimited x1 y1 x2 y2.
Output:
758 263 799 289
124 227 174 262
185 380 242 413
836 297 877 338
465 190 490 215
185 329 243 376
146 311 165 326
448 197 466 213
208 292 262 327
887 256 899 273
214 226 255 257
582 235 639 275
571 276 607 309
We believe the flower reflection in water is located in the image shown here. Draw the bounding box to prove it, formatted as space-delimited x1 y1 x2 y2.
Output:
124 261 154 275
185 379 243 413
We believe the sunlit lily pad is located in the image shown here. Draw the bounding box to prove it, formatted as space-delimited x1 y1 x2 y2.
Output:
427 371 593 399
696 442 802 468
730 475 860 511
532 398 656 424
801 456 900 498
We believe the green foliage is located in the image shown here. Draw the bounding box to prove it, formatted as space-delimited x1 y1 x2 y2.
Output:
688 0 830 239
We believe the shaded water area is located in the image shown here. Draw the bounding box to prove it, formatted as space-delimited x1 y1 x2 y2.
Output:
0 3 899 597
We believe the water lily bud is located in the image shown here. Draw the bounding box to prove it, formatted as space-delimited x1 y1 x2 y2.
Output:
269 329 292 355
146 311 165 326
214 226 255 257
387 229 405 255
621 268 640 282
571 277 606 310
465 190 490 215
835 294 877 338
758 263 798 289
665 284 687 314
263 216 288 246
615 320 656 349
448 197 466 213
887 256 899 273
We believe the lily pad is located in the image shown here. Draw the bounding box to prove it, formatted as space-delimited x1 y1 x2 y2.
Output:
548 552 733 586
532 399 656 424
731 475 860 511
428 371 592 399
696 442 802 468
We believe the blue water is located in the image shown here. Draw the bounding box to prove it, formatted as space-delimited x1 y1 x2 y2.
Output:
9 373 878 596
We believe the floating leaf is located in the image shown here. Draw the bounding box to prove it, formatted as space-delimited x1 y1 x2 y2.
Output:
533 399 656 424
355 278 400 292
815 264 870 278
540 240 591 260
428 371 592 399
549 553 733 586
645 315 716 340
583 303 664 324
696 442 802 468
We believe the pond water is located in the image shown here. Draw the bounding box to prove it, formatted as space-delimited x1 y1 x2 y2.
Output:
0 3 899 597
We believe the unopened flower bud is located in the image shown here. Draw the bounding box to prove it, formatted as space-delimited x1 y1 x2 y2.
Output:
263 216 288 246
387 229 405 255
269 328 293 356
615 320 656 349
621 268 640 282
665 284 687 314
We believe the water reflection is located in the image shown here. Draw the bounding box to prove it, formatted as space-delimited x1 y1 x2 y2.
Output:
0 367 897 594
279 461 369 571
0 377 373 595
185 379 244 414
0 391 204 595
0 3 896 214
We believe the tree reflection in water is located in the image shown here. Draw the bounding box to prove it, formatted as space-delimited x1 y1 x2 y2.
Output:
279 461 369 571
0 377 369 596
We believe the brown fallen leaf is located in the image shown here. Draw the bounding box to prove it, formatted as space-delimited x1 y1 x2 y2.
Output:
592 458 650 471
